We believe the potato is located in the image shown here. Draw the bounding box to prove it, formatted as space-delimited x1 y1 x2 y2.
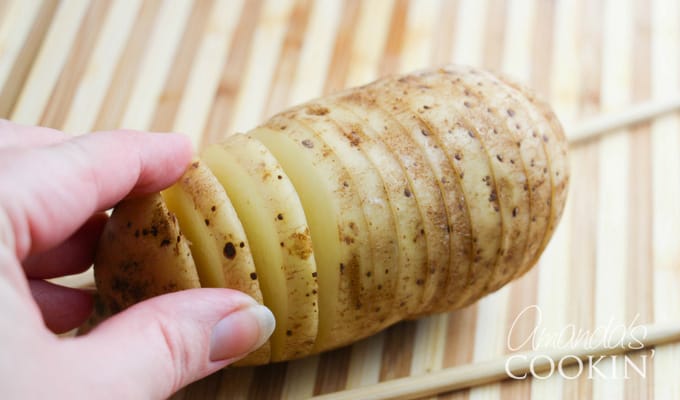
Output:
161 160 271 365
94 193 200 313
252 125 374 352
92 65 569 364
202 135 318 361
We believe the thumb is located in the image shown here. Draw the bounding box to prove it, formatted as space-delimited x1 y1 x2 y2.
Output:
68 289 275 399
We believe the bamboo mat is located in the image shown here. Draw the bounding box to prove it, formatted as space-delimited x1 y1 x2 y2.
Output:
2 0 680 398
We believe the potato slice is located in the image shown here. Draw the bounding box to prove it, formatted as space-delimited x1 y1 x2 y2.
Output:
373 75 502 309
275 102 401 330
202 135 318 361
162 166 225 289
336 86 453 315
94 193 200 313
438 67 537 294
492 72 570 279
327 98 429 319
385 70 519 307
252 124 371 353
161 160 271 365
414 70 527 301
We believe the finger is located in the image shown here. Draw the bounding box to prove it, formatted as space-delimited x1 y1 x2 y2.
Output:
29 280 93 333
23 213 108 279
70 289 275 398
0 129 192 259
0 119 69 148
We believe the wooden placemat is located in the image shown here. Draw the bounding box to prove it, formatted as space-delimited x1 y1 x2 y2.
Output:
2 0 679 398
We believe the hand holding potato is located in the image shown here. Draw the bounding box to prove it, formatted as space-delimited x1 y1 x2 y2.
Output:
0 121 274 398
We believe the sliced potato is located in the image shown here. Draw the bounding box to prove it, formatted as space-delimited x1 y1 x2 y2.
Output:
161 160 270 365
491 72 570 279
328 99 428 320
420 70 526 300
252 124 371 353
276 101 401 330
162 167 225 289
94 193 200 313
438 67 537 294
377 75 503 309
337 85 454 315
202 135 318 361
92 65 570 365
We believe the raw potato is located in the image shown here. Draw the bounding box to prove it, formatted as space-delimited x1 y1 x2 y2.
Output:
161 160 270 365
94 193 200 313
278 100 403 330
92 66 569 365
323 96 430 316
252 125 373 352
202 135 318 361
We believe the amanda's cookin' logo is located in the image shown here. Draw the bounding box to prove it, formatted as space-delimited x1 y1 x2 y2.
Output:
505 305 653 380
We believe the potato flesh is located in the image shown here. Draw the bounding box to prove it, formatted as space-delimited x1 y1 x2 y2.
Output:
309 101 406 327
274 102 401 329
336 88 451 314
327 96 429 316
372 100 457 313
202 136 318 361
252 125 371 352
160 161 270 365
436 68 536 294
163 172 226 288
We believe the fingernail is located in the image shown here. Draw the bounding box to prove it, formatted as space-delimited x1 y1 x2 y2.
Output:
209 305 275 362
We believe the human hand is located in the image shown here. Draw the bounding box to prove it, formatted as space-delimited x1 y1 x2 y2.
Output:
0 120 275 398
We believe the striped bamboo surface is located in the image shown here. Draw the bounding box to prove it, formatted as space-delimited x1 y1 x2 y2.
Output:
3 0 680 398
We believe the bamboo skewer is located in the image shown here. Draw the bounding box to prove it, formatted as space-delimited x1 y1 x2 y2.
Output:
312 323 680 400
568 96 680 144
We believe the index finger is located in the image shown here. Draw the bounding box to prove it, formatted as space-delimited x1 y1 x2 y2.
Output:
0 128 193 260
0 119 69 148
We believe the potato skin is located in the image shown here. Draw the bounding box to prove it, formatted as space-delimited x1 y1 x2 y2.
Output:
94 193 200 314
92 65 569 365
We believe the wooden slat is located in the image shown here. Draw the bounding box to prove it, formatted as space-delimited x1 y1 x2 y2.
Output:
0 0 59 118
321 0 360 95
61 0 143 135
203 0 263 146
172 0 244 149
119 0 193 130
593 0 632 398
345 0 395 86
149 0 216 134
0 0 42 104
261 0 313 119
453 0 487 66
651 0 680 398
92 0 163 131
40 0 112 129
287 0 343 105
227 0 296 135
10 0 89 124
626 0 654 397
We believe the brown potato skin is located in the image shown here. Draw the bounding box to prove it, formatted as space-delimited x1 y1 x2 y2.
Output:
92 66 569 365
94 194 200 314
